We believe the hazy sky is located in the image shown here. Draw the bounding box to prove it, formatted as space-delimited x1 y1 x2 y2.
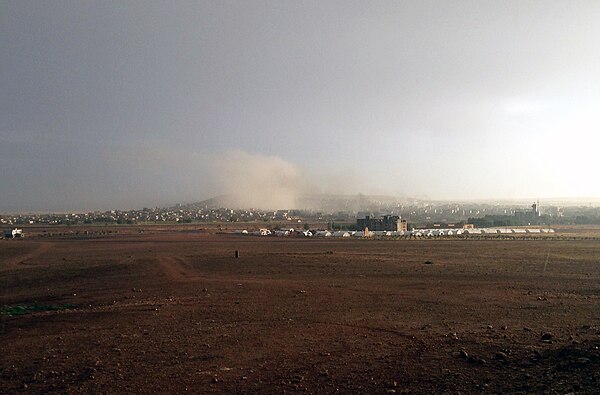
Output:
2 1 600 211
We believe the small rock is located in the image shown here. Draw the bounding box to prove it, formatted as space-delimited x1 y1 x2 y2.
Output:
469 356 487 365
495 352 508 360
459 349 469 359
530 350 542 361
291 375 304 383
541 333 554 341
576 357 591 365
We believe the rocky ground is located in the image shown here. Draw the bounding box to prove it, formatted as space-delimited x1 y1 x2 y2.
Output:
1 230 599 393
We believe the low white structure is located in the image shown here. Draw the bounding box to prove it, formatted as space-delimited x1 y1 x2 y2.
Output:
314 231 332 237
354 230 374 237
332 231 351 238
251 228 271 236
372 231 390 237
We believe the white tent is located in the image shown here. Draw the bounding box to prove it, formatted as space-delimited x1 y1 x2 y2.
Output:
332 231 351 237
354 230 374 237
314 231 332 237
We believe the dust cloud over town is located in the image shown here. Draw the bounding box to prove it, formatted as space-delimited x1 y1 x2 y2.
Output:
211 150 378 211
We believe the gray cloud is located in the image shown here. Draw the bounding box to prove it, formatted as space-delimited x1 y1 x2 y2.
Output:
2 1 600 211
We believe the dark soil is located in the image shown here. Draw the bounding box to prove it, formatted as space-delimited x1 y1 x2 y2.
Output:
1 230 599 393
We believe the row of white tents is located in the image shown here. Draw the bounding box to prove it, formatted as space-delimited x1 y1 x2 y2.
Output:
236 227 555 238
410 228 555 237
313 228 555 237
235 229 313 237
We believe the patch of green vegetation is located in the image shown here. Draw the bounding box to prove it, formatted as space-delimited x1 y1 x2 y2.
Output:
0 304 78 317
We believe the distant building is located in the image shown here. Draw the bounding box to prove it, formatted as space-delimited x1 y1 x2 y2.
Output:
357 215 407 232
514 202 541 223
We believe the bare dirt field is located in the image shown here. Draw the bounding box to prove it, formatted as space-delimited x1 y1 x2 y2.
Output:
2 228 600 394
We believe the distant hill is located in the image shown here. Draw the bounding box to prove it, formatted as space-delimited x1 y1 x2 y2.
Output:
181 194 422 213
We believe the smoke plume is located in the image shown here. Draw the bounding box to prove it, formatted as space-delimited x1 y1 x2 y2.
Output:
212 150 312 209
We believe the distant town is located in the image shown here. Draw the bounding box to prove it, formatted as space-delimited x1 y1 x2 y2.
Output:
2 195 600 229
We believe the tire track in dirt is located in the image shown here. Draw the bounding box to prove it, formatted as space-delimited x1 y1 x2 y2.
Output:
1 242 52 270
306 320 427 345
155 255 307 288
158 256 201 281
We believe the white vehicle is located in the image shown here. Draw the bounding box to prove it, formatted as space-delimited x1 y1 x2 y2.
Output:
3 228 23 239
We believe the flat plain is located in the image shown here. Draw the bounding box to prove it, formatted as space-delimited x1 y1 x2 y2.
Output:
1 227 600 394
